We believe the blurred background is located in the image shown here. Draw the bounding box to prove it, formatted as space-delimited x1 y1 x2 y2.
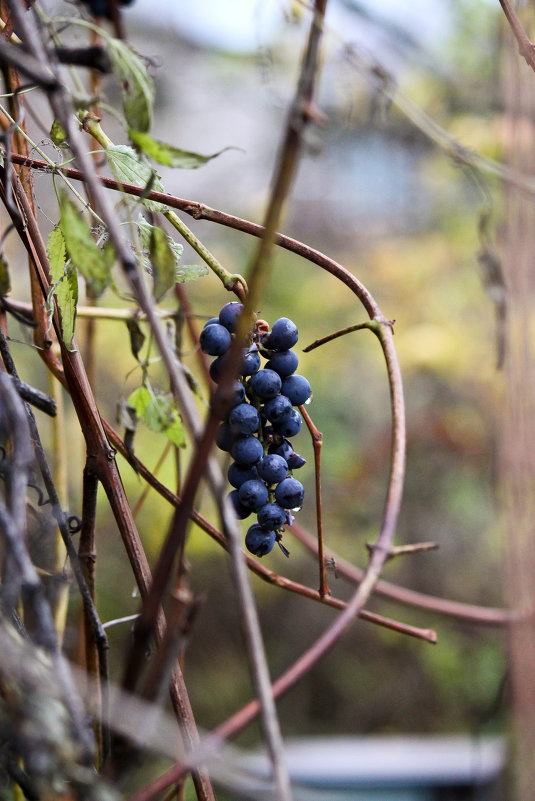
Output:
9 0 512 797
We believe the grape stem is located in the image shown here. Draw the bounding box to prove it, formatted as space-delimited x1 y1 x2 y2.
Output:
299 405 329 597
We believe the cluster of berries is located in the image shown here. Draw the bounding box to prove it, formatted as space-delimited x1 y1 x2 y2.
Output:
201 302 311 558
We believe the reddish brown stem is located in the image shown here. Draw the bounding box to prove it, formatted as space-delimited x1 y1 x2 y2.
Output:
299 404 328 597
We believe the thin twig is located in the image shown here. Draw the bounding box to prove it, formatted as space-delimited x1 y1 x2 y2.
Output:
497 0 535 72
299 405 328 596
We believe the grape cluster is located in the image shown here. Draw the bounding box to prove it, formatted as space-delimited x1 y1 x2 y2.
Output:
201 302 312 558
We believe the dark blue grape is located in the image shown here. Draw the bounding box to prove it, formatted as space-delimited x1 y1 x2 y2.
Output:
266 317 298 351
228 462 259 489
275 477 304 509
265 349 299 377
231 436 263 466
274 408 302 438
200 323 231 356
249 369 282 400
203 317 219 328
257 503 286 531
219 301 244 333
241 349 261 377
262 394 292 424
229 403 259 436
257 454 288 484
230 381 245 407
281 374 311 406
216 422 234 452
228 490 251 520
238 479 269 510
245 524 276 557
268 438 294 462
287 452 306 469
209 353 229 383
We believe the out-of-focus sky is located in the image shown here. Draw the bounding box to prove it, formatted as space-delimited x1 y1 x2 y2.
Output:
126 0 450 53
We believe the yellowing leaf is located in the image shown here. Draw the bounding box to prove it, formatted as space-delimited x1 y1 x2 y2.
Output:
46 226 78 348
108 39 154 133
128 129 234 169
59 194 112 297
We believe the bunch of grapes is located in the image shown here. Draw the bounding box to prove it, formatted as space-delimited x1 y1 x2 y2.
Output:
200 302 312 558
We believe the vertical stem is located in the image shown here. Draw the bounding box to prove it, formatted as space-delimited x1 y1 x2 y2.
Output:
300 405 329 597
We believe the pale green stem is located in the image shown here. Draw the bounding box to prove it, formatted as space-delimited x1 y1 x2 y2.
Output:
164 209 247 292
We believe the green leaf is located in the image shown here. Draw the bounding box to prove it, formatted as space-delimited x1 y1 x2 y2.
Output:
47 226 66 282
137 214 183 266
46 226 78 348
164 411 186 448
50 118 67 147
176 263 209 283
128 129 234 169
108 39 154 133
106 145 166 212
58 195 112 297
150 225 176 301
127 385 186 448
127 385 151 417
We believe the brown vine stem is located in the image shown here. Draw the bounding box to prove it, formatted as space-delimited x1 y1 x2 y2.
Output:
303 320 384 351
497 0 535 72
104 418 436 644
4 157 515 627
2 164 215 801
299 405 328 597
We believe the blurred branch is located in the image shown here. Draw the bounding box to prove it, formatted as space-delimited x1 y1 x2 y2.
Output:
497 0 535 72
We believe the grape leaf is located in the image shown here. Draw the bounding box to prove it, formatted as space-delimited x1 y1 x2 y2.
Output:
46 226 78 348
58 195 112 297
136 215 207 283
150 225 176 301
128 129 234 169
127 385 185 448
108 39 154 133
106 145 166 212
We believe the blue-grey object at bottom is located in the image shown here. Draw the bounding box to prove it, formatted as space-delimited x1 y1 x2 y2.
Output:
240 736 505 801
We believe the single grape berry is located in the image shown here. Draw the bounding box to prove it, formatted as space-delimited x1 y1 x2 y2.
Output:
257 502 286 531
265 317 298 351
265 349 299 377
219 301 244 333
200 323 231 356
287 452 307 469
249 368 282 400
257 454 288 484
268 438 295 462
216 422 234 452
241 349 261 377
282 374 311 406
228 462 259 489
209 353 229 383
274 408 302 438
275 477 305 509
230 381 246 407
231 436 263 467
263 394 293 424
228 490 251 520
229 403 260 436
238 479 269 510
245 524 276 557
203 317 219 328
